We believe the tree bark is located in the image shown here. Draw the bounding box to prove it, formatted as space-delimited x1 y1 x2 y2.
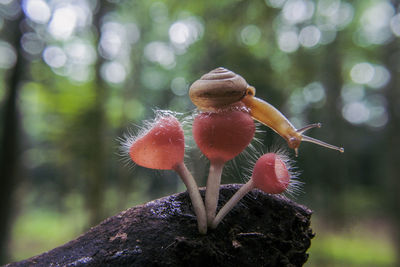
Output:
383 10 400 264
6 184 313 267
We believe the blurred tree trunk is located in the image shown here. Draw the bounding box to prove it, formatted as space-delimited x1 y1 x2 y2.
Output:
318 36 346 218
0 5 24 264
82 1 114 226
383 19 400 266
300 34 345 220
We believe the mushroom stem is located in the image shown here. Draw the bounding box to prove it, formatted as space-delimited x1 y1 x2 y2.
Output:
174 161 207 234
204 160 225 226
211 180 255 229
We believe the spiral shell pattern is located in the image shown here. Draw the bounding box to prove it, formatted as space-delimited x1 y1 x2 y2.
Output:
189 67 249 110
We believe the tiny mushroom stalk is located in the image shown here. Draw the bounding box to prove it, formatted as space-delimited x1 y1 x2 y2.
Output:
211 152 292 229
126 114 207 234
192 105 255 226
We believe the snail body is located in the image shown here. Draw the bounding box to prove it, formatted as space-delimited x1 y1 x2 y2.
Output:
189 67 344 154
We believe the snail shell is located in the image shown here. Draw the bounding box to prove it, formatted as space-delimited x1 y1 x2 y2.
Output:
189 67 250 110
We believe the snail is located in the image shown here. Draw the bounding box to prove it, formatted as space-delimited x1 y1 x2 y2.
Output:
189 67 344 154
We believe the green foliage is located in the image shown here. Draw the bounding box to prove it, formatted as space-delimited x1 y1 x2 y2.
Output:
10 200 87 262
308 217 396 267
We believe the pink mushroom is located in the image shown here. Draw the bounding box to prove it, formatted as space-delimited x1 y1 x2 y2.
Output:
125 114 207 234
192 105 255 226
211 152 295 229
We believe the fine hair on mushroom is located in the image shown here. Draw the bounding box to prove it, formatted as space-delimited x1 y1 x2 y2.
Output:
121 110 207 234
211 151 300 229
192 104 256 226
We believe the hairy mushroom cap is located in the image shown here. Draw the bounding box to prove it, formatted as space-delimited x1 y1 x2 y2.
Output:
129 115 185 170
192 108 255 163
252 153 290 194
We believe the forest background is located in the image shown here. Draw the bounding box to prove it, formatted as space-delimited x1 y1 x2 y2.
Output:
0 0 399 266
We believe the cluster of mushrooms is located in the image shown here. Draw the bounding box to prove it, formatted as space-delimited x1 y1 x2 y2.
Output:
123 68 344 234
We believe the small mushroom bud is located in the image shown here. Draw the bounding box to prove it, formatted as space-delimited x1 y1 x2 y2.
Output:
123 113 207 234
192 105 255 226
211 152 295 229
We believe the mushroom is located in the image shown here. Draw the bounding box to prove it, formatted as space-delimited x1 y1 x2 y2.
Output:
211 152 295 229
123 113 207 234
192 105 255 226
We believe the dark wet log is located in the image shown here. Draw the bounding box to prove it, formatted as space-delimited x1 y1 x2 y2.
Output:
6 184 313 267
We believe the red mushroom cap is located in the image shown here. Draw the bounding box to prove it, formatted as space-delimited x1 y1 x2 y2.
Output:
193 109 255 163
252 153 290 194
129 115 184 170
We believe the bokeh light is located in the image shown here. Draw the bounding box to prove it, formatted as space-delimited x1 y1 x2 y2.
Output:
282 0 314 25
144 41 175 69
22 0 51 24
240 24 261 46
0 41 17 69
99 21 139 61
316 0 354 30
101 61 126 84
299 25 321 47
303 82 325 104
342 101 370 125
367 65 390 89
67 65 92 83
48 5 77 40
350 62 375 84
65 39 96 66
169 17 203 51
288 89 307 115
170 77 188 96
42 46 67 68
277 29 299 53
0 0 21 19
365 95 388 128
390 13 400 36
21 32 45 56
358 1 394 45
341 83 388 128
100 22 125 60
350 63 391 89
341 84 365 103
169 22 190 45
